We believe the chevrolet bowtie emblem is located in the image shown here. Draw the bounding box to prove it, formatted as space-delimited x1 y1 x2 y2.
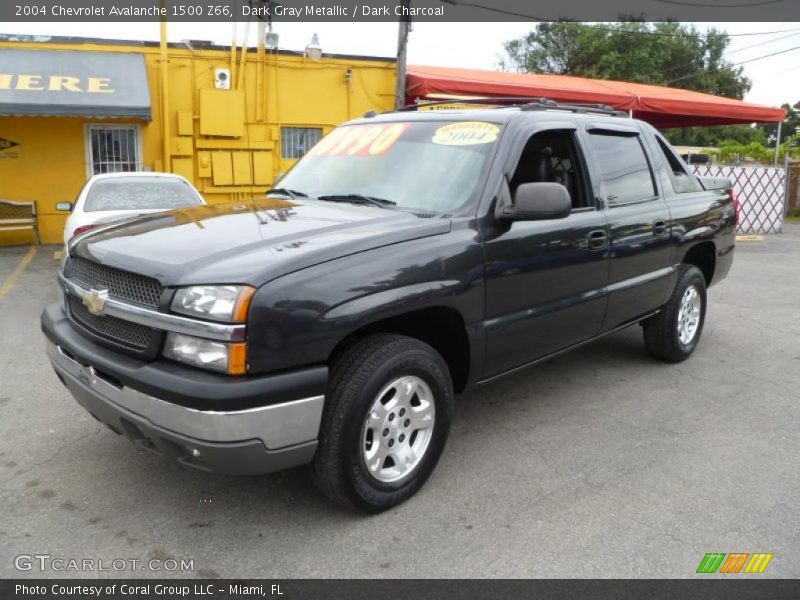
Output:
83 289 109 316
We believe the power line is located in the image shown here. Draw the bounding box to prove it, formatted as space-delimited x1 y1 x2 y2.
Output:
667 44 800 84
725 29 800 56
658 29 800 76
604 25 800 38
654 0 785 7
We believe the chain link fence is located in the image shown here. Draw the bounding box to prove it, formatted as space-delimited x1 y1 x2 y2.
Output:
691 164 786 234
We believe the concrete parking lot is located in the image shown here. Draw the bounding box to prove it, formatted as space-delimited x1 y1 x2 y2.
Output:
0 228 798 579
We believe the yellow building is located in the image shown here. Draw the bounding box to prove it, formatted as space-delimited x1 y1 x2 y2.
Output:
0 34 396 245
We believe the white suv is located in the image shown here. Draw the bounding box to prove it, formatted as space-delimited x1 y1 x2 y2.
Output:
61 172 205 244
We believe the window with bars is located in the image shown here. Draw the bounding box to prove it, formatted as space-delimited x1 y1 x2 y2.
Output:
85 125 142 177
280 127 323 159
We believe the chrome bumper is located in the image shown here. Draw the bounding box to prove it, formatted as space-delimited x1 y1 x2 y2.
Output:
47 340 324 475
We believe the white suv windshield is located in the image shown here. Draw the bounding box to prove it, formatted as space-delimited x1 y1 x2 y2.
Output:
278 120 502 213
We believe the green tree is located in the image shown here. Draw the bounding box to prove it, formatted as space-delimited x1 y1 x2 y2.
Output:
758 101 800 144
664 124 766 147
503 21 752 99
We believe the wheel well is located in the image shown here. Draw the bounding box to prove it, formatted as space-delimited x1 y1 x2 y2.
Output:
682 242 716 286
329 307 471 393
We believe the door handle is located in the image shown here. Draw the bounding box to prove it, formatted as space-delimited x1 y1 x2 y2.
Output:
652 220 668 236
587 229 608 250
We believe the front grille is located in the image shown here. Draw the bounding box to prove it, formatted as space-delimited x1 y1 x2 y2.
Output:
68 257 163 307
68 296 152 350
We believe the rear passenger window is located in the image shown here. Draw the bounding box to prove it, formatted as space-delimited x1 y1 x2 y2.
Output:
655 136 703 194
587 134 656 206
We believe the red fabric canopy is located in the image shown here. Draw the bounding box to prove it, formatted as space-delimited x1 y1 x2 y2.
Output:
406 65 785 128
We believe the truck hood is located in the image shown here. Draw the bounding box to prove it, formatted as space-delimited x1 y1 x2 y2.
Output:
69 197 450 287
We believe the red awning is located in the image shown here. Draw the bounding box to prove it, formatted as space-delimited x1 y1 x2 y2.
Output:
406 65 785 128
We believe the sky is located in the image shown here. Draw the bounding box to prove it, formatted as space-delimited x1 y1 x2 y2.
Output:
1 21 798 107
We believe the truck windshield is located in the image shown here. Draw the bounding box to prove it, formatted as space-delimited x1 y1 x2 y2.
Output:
277 120 502 213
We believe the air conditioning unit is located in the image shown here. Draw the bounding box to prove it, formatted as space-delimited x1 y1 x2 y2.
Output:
214 68 231 90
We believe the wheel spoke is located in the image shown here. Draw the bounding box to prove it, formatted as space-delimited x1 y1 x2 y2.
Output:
410 400 434 430
367 407 384 427
366 444 388 473
393 443 418 468
394 378 419 404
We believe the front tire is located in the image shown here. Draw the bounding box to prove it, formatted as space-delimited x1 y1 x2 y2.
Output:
643 264 707 362
313 334 453 513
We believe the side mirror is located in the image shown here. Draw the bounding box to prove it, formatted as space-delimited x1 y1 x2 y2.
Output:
56 202 73 212
499 182 571 221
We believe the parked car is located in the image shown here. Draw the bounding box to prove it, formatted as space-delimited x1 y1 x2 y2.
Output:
60 172 205 244
42 100 736 513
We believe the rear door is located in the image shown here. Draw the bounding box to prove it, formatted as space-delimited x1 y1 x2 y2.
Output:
481 123 610 377
581 124 673 331
641 128 729 284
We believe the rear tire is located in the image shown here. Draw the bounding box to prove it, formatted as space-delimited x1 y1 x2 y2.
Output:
643 265 707 363
313 334 453 513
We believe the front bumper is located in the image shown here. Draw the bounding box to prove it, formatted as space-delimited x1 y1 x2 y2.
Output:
42 304 326 475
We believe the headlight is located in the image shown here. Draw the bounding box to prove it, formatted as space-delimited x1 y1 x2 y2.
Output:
163 333 247 375
171 285 255 322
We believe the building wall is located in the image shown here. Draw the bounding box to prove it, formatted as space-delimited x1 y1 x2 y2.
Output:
0 116 86 245
0 38 396 245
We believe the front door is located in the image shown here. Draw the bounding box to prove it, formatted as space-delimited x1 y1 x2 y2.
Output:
481 127 610 378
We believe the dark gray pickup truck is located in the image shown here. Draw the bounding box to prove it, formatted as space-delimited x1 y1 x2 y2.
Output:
42 100 735 512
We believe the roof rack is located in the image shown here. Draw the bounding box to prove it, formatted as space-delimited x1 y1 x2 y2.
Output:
395 97 550 111
520 99 628 117
389 97 628 118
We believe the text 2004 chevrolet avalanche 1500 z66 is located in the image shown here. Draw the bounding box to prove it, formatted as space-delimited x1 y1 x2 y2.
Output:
42 101 735 512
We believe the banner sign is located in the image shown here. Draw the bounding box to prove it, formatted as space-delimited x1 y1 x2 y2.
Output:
2 0 800 22
306 124 409 157
3 579 800 600
0 49 151 119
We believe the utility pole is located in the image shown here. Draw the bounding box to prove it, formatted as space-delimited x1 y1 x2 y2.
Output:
256 1 266 122
394 0 411 110
159 0 170 172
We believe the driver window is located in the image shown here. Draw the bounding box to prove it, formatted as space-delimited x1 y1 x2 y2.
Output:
510 130 591 209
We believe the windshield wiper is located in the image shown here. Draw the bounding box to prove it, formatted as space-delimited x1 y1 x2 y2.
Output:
317 194 397 208
265 188 307 199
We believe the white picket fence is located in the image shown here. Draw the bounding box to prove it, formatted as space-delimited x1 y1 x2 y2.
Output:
691 164 786 234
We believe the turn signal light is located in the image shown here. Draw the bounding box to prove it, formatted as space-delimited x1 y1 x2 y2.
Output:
232 287 256 323
227 343 248 375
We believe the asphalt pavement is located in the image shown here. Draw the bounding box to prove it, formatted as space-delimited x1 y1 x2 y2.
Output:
0 228 798 578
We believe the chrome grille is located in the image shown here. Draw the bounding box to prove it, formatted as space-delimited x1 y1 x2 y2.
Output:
68 296 152 350
68 257 162 307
